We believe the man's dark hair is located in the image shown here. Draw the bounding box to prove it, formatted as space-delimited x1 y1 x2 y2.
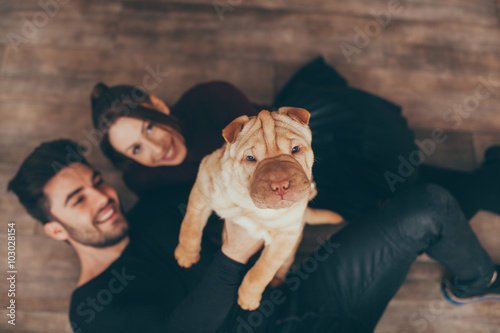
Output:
7 139 91 225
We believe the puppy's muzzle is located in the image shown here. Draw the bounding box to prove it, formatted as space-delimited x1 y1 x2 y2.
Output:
250 155 310 209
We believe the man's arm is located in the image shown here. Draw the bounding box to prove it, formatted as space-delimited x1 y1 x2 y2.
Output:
168 221 264 333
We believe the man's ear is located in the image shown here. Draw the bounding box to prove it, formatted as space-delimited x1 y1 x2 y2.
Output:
149 95 171 115
43 221 69 241
277 107 310 125
222 115 249 144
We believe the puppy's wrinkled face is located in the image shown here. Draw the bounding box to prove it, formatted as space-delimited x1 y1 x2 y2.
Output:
223 108 314 209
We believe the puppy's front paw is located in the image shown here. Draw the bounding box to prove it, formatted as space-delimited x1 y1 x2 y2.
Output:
174 244 200 268
237 286 262 311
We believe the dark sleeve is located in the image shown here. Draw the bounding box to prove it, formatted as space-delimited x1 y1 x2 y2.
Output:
128 189 245 332
205 81 261 128
70 300 169 333
173 81 260 132
167 251 247 333
122 163 199 197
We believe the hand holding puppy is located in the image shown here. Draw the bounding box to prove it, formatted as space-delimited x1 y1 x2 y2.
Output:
222 219 264 264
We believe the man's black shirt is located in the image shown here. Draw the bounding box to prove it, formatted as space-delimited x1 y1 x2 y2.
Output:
69 187 249 333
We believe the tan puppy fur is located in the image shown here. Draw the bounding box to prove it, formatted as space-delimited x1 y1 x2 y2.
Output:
174 107 343 310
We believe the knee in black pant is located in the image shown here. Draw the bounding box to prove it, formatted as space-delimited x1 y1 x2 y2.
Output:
387 183 463 244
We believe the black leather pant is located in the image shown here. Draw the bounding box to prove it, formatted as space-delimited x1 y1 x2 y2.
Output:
232 184 495 333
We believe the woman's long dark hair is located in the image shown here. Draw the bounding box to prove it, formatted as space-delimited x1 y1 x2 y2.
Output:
91 82 182 169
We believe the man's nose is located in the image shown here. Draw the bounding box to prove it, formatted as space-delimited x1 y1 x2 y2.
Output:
90 186 110 207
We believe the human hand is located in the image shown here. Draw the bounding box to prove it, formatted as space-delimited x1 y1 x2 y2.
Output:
221 220 264 264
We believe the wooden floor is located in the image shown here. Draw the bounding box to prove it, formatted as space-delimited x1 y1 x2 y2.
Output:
1 0 500 332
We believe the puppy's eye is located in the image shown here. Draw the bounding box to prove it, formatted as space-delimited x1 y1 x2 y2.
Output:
246 155 257 162
292 146 300 154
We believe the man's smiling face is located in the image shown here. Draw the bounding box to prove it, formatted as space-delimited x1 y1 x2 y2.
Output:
43 163 129 248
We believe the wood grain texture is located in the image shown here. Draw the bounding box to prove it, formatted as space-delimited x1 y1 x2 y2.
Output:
338 68 500 132
119 0 498 27
0 1 122 49
0 310 71 333
116 4 385 67
376 263 500 333
412 128 477 172
0 45 5 71
1 0 500 332
0 46 274 104
0 234 79 312
470 211 500 264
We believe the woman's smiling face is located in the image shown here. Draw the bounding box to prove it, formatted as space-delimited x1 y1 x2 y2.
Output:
107 96 187 167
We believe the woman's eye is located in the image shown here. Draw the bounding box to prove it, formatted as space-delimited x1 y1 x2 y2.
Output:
132 145 141 155
292 146 300 154
146 122 154 133
246 155 256 162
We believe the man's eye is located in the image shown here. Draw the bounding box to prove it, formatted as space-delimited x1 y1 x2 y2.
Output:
246 155 257 162
146 122 154 133
73 197 84 206
132 145 141 155
94 178 104 187
292 146 300 154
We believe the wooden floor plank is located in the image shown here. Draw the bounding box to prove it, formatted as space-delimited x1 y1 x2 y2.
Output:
0 48 275 104
470 211 500 264
118 0 498 27
384 20 500 54
412 129 477 171
0 310 71 333
0 233 79 312
0 45 5 71
116 4 385 67
376 262 500 333
0 1 122 49
383 44 500 76
1 1 500 332
336 67 500 132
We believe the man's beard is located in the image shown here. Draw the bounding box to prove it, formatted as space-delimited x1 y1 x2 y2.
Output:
60 211 129 248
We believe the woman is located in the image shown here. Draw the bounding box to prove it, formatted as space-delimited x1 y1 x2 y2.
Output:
92 80 260 194
90 58 421 221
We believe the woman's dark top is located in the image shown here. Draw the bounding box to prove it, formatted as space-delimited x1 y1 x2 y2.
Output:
123 58 420 222
122 81 260 196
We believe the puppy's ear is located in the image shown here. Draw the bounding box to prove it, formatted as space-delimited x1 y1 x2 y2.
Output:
222 115 249 144
278 107 310 125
